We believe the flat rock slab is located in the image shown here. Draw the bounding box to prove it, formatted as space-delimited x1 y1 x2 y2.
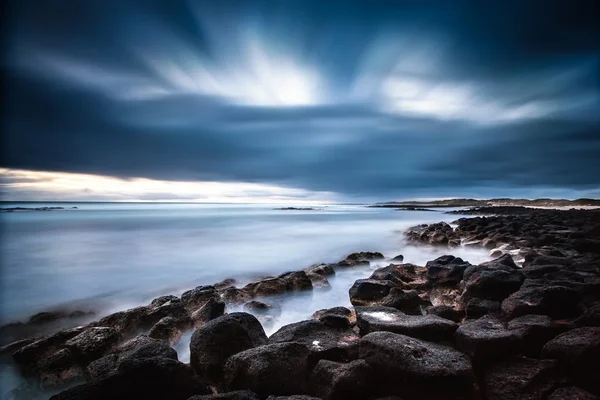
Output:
356 306 457 342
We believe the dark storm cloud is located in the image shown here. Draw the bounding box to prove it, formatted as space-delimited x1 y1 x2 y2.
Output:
2 0 599 200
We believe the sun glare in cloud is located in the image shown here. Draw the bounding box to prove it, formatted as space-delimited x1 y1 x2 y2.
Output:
0 169 335 204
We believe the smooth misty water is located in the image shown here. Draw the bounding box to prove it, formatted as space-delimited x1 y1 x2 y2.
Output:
0 202 492 394
0 202 491 327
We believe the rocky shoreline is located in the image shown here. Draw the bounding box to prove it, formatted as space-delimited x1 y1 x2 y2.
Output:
2 206 600 399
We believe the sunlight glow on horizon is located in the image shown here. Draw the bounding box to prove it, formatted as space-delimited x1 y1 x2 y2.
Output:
0 168 336 204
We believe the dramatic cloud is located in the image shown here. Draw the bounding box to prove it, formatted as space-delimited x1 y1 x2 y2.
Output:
2 0 599 201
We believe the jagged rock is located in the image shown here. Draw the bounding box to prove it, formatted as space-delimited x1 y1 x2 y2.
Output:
380 288 427 314
304 264 335 277
359 331 475 399
309 359 373 400
461 267 524 302
148 317 183 344
454 315 522 364
220 287 253 304
189 313 268 385
356 306 457 342
223 342 312 397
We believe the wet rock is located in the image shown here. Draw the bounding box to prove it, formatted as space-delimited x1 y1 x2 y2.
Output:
279 271 314 292
266 396 322 400
189 313 268 385
148 317 183 344
220 287 253 305
312 307 354 328
454 315 522 364
12 326 87 377
349 279 395 306
425 305 465 323
359 331 475 399
64 327 121 364
309 359 373 400
243 301 282 317
188 391 260 400
191 297 226 327
425 255 471 286
244 272 313 297
520 264 563 279
97 306 150 337
501 284 583 319
391 254 404 262
270 320 359 362
38 348 86 390
304 264 335 277
223 342 311 398
369 264 420 286
464 298 501 319
150 295 179 308
480 253 519 270
50 357 209 400
346 251 385 261
508 315 566 357
482 357 566 400
548 387 599 400
542 327 600 395
214 278 237 290
356 306 457 342
306 273 331 290
181 285 219 311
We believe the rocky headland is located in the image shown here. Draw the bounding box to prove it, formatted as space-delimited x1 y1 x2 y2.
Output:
2 206 600 400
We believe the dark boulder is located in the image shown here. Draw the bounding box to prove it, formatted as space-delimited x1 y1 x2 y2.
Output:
50 357 209 400
391 254 404 262
356 306 458 342
270 320 359 362
454 315 522 364
148 317 183 344
189 313 268 386
150 295 179 307
464 298 501 319
86 335 177 381
359 331 475 399
220 287 253 305
482 357 567 400
223 342 312 398
369 264 420 286
425 255 471 286
461 268 524 302
501 284 583 319
309 359 373 400
97 306 150 337
542 327 600 395
349 279 396 306
508 315 566 357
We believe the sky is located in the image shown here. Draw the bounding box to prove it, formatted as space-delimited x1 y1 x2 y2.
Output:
2 0 599 203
